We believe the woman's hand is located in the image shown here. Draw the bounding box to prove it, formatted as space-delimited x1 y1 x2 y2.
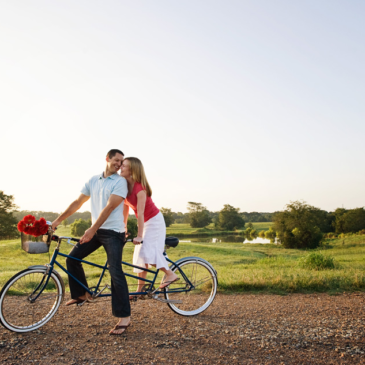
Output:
133 236 143 245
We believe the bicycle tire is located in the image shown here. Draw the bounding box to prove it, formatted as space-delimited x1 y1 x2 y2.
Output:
0 268 64 333
164 258 217 316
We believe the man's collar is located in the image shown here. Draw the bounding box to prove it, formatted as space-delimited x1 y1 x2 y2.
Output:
99 172 119 180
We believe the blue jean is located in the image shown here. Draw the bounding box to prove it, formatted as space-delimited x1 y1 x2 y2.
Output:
66 229 130 318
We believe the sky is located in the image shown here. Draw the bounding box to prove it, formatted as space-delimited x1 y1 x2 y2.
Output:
1 1 364 214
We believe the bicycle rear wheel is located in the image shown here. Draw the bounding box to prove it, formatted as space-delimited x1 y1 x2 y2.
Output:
0 268 64 332
164 258 217 316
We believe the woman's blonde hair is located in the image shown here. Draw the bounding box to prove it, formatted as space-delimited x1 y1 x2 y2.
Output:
125 157 152 197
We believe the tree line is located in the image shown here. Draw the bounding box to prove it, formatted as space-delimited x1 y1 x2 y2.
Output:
167 209 276 225
13 210 91 225
1 191 365 249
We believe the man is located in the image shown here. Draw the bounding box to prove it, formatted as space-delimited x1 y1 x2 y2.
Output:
52 149 130 335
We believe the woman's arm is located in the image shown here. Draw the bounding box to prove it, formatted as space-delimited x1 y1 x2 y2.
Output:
123 203 130 236
134 190 147 245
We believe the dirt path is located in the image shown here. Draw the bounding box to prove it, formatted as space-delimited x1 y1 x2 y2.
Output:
1 293 365 364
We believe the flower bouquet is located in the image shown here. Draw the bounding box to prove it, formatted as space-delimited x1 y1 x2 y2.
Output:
18 215 51 254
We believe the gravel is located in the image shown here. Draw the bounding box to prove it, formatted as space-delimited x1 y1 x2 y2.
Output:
1 293 365 364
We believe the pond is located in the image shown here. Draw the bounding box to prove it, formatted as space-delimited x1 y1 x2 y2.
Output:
176 235 277 244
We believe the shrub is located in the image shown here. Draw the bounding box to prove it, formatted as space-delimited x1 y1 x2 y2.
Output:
70 219 92 237
323 232 337 239
258 230 266 238
160 207 174 227
127 217 138 238
334 207 365 234
244 227 252 237
187 202 212 228
250 229 258 238
265 228 276 239
216 204 245 231
274 201 324 249
299 252 336 270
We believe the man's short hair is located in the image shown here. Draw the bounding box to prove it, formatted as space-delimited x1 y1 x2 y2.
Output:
106 149 124 159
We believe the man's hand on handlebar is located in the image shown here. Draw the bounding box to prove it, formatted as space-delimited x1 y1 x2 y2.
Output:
51 220 60 231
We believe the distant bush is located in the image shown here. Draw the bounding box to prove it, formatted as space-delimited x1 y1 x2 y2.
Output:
258 230 266 238
274 201 323 249
244 227 252 237
188 202 212 228
299 252 336 270
323 232 337 239
160 207 174 227
250 229 258 238
127 217 138 238
265 228 276 239
333 207 365 234
216 204 245 231
70 219 92 237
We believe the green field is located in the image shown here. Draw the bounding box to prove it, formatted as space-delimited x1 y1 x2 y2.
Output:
166 222 273 236
1 225 364 294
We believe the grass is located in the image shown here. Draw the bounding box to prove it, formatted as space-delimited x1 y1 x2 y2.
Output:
2 225 364 294
166 222 273 236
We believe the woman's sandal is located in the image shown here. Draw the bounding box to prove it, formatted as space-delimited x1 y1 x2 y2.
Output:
109 322 131 335
159 277 180 289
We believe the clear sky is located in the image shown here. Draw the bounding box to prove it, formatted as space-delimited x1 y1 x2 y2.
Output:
1 1 364 214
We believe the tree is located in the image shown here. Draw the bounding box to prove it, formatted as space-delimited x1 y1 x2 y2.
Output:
160 207 174 227
174 212 190 224
216 204 245 231
0 191 19 239
333 208 365 233
70 219 92 237
62 218 69 227
273 201 324 249
187 202 212 228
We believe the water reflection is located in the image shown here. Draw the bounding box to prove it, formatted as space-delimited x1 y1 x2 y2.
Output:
177 235 277 244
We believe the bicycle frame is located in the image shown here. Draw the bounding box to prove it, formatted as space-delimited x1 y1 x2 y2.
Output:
33 238 194 301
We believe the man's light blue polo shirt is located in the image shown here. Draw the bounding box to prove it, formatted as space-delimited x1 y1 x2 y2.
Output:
81 172 128 232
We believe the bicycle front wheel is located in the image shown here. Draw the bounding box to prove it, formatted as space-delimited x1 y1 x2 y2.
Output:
0 268 64 332
165 258 217 316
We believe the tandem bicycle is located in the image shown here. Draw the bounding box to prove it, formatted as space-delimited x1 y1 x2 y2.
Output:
0 222 218 333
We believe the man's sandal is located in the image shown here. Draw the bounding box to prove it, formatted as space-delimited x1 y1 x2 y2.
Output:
65 298 87 306
159 277 180 289
109 322 131 335
129 295 145 302
65 297 93 306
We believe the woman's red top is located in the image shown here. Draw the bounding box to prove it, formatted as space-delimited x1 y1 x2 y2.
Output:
124 182 159 222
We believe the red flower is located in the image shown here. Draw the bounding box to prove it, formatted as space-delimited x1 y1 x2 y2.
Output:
38 222 49 235
30 227 39 236
39 217 47 226
23 226 32 235
17 220 27 233
40 225 49 235
23 215 36 225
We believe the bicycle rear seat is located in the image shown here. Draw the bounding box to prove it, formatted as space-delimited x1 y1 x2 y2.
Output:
165 236 179 248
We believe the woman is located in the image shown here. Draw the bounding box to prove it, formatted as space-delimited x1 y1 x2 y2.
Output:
120 157 178 294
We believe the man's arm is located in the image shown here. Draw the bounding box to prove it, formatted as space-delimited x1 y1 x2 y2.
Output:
52 194 90 230
123 204 129 236
80 194 124 244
